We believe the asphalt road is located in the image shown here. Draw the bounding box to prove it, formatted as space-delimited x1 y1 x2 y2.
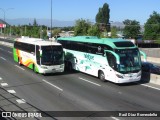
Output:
0 38 14 44
0 45 160 120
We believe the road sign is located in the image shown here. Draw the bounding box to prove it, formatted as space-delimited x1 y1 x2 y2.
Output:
0 24 6 28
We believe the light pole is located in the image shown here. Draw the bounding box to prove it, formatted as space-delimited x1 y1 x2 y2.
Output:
0 8 14 39
51 0 52 39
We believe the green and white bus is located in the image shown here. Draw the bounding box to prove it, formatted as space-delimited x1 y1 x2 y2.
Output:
57 36 146 83
13 37 64 74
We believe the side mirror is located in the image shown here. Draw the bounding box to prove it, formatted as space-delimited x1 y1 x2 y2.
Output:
39 50 42 57
73 57 78 63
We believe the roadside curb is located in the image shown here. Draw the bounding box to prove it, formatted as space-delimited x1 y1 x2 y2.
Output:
147 57 160 64
141 72 160 85
0 41 13 48
150 74 160 85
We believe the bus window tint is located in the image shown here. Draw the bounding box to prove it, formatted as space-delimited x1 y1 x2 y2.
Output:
41 46 63 65
14 41 35 53
36 45 40 65
115 48 141 73
106 52 117 70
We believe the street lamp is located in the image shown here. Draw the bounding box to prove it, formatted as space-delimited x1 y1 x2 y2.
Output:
51 0 52 39
0 8 14 38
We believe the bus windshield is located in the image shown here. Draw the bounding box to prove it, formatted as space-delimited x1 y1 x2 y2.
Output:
41 46 63 65
115 48 141 74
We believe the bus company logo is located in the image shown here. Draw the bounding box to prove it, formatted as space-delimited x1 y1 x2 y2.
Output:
84 54 94 60
2 112 11 117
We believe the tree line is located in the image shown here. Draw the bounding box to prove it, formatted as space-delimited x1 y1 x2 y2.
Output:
3 19 74 39
74 3 160 43
3 3 160 43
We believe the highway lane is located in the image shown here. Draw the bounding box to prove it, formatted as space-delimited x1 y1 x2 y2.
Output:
0 45 160 120
0 45 110 120
0 38 14 43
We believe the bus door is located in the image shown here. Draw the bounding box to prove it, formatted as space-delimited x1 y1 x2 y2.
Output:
36 45 40 65
105 50 120 81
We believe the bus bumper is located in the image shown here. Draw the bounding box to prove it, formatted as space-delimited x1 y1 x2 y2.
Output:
116 76 141 84
38 64 64 74
115 71 141 84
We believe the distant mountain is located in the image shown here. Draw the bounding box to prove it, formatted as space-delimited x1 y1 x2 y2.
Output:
0 19 10 26
6 18 75 27
6 18 137 29
111 22 125 28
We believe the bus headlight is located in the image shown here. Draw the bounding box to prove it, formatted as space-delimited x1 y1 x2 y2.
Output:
137 71 141 77
41 66 48 69
60 64 64 68
116 74 124 78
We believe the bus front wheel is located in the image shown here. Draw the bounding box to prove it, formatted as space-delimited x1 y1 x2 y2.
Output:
99 71 105 82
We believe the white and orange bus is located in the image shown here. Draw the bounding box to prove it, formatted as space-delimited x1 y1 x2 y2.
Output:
13 37 64 74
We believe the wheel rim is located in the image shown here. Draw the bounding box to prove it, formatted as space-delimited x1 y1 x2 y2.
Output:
100 71 105 80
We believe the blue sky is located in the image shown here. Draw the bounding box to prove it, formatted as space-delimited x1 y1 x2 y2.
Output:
0 0 160 25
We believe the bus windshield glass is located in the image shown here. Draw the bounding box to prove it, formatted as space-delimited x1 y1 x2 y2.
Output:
115 48 141 74
41 45 63 65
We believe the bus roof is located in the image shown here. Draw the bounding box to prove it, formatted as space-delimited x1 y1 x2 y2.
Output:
16 37 61 46
57 36 136 49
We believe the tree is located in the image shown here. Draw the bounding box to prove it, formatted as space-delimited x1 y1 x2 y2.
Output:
111 26 118 38
53 28 61 36
123 19 140 39
74 19 91 36
33 18 38 26
144 11 160 41
87 24 100 37
95 3 110 32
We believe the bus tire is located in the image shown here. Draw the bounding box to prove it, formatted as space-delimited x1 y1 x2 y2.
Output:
99 71 105 82
18 58 22 66
68 62 73 71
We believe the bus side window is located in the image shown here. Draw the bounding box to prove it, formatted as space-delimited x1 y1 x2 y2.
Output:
106 53 117 70
66 41 71 50
87 43 95 54
36 45 40 65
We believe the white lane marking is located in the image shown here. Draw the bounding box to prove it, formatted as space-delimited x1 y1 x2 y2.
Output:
42 79 63 91
0 77 2 80
79 77 101 87
118 92 122 94
111 117 120 120
141 84 160 91
0 57 6 61
7 90 16 94
8 51 12 54
15 65 25 71
16 99 26 104
1 83 8 87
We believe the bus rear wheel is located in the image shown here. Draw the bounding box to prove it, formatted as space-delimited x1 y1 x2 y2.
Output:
65 61 73 72
99 71 105 82
68 62 73 71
